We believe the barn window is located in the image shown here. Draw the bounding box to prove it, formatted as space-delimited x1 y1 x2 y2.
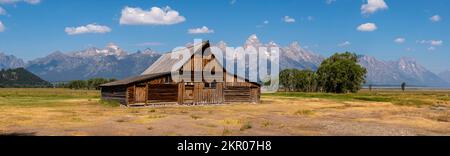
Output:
204 81 217 89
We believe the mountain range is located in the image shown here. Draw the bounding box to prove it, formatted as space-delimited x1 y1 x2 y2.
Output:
0 35 449 87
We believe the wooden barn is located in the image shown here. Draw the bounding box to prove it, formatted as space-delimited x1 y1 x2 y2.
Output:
100 41 261 106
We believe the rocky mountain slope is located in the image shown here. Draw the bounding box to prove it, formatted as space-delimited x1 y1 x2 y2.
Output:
0 52 25 70
25 43 161 82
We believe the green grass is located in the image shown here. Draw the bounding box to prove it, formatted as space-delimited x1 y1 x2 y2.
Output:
0 88 448 108
0 88 100 107
265 90 450 107
99 99 121 107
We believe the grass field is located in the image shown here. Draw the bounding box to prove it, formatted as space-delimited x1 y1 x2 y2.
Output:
0 88 449 136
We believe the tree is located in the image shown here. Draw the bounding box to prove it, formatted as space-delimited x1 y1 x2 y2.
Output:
67 80 87 90
279 69 318 92
316 52 367 93
401 82 406 92
87 78 110 90
280 69 295 91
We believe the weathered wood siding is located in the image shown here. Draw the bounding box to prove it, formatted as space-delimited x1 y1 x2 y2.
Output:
101 86 127 104
127 86 135 104
148 84 178 103
224 82 260 103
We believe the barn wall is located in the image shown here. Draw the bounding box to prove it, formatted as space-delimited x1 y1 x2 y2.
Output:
192 82 224 105
148 84 178 103
101 86 127 105
224 82 260 103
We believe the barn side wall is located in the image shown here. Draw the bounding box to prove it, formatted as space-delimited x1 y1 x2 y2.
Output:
101 86 127 105
224 82 260 103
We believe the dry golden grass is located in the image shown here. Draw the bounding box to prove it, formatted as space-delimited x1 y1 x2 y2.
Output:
0 88 449 136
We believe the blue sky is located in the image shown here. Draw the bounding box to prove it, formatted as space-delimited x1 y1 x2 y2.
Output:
0 0 448 73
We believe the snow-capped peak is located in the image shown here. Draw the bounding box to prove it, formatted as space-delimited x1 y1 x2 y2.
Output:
106 43 120 51
72 43 128 58
289 41 301 51
245 34 262 48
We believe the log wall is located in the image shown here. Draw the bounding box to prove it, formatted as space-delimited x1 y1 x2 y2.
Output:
101 86 127 105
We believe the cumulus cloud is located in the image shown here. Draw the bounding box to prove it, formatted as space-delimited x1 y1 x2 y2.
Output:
230 0 237 5
394 38 405 44
0 0 41 4
188 26 214 34
357 23 377 32
283 16 295 23
120 6 186 25
263 20 269 24
430 15 441 22
361 0 388 15
338 41 351 47
65 24 111 35
0 7 6 15
0 21 4 32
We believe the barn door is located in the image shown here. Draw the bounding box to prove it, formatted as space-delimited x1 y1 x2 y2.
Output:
184 85 194 104
135 86 147 103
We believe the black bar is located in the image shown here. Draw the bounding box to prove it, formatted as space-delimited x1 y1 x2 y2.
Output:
0 137 448 155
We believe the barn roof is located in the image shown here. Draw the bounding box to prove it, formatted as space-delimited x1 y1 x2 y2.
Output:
141 41 209 75
99 72 169 87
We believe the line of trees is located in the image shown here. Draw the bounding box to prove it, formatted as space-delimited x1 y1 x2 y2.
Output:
279 52 367 93
54 78 116 90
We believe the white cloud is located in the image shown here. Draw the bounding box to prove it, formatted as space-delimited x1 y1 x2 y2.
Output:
120 6 186 25
361 0 388 15
307 16 314 21
0 21 6 33
0 21 4 32
0 0 40 4
428 47 436 51
357 23 377 32
418 40 443 50
394 38 405 44
430 15 441 22
188 26 214 34
325 0 336 4
65 24 111 35
0 7 6 15
430 40 443 46
338 41 351 47
230 0 237 5
418 40 443 46
283 16 295 23
257 20 269 28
